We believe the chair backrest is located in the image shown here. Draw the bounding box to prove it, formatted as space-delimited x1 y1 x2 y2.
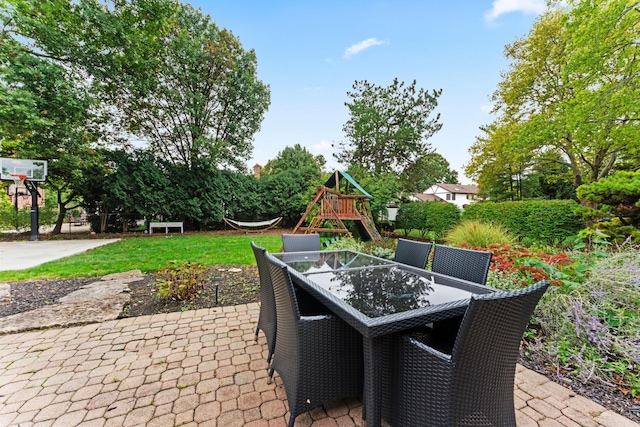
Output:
282 233 321 252
394 238 432 269
431 244 492 285
264 253 302 387
450 280 549 420
251 242 276 337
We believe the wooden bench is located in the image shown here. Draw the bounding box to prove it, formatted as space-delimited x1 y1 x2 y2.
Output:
149 221 184 234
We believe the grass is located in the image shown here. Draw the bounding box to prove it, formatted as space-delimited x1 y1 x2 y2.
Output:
0 234 282 281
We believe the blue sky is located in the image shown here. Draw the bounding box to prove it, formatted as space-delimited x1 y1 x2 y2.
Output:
188 0 547 183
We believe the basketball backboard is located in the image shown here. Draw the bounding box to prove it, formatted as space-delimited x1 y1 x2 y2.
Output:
0 158 48 182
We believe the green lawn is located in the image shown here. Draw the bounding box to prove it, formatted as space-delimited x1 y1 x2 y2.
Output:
0 234 283 281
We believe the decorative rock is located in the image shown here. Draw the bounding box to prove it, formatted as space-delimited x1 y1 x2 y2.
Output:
101 270 145 282
59 280 130 303
0 294 130 334
0 270 146 334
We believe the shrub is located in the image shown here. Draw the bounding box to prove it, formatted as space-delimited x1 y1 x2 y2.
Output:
372 247 395 260
462 200 584 243
327 236 364 252
361 237 396 255
444 220 516 248
396 201 460 238
155 261 206 301
486 243 584 287
529 251 640 397
395 202 422 236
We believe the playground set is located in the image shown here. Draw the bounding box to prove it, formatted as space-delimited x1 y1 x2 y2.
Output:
292 171 381 241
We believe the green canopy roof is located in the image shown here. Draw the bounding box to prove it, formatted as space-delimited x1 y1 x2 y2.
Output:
324 171 373 199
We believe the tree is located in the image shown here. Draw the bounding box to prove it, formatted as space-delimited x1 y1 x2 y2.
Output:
123 3 271 169
468 0 640 196
577 170 640 227
335 78 443 175
261 144 325 183
399 152 458 194
0 35 99 233
350 169 399 224
465 122 535 201
6 0 271 170
260 145 326 226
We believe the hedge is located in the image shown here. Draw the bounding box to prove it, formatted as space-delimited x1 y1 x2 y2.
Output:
461 199 584 243
396 201 460 239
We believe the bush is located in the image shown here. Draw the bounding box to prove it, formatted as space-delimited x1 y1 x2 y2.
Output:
0 190 58 232
155 261 206 301
361 237 397 256
396 201 460 239
326 236 364 252
530 251 640 397
462 200 584 243
444 220 516 247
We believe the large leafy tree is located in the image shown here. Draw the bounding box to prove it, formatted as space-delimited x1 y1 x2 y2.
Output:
260 144 326 226
120 3 271 169
399 152 459 194
0 35 100 233
7 0 270 170
335 78 443 175
468 0 640 197
261 144 325 183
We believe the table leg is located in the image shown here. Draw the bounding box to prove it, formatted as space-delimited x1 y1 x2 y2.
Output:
363 335 393 427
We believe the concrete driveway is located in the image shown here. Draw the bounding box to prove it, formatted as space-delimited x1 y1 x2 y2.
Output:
0 239 119 271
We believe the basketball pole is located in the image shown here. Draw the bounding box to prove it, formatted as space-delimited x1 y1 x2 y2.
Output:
24 180 40 241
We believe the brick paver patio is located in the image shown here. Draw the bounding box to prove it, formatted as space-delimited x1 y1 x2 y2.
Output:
0 302 637 427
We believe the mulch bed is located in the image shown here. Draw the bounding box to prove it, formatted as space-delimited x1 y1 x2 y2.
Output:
0 264 259 319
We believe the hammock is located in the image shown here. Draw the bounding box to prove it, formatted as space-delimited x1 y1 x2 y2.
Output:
223 216 283 232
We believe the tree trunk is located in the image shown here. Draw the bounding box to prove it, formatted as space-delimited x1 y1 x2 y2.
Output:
51 189 67 234
52 208 67 234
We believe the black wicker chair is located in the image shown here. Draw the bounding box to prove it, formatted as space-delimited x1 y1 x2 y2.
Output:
394 238 432 269
265 253 364 427
383 280 549 427
282 233 321 252
431 244 493 285
251 242 277 366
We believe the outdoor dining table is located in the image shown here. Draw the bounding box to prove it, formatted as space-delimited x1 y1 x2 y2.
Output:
273 249 495 427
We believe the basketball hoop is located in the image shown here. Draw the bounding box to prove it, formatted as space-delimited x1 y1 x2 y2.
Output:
9 173 28 197
9 173 27 189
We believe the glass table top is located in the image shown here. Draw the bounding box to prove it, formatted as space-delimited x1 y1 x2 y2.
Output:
273 250 392 275
304 266 474 318
275 251 474 318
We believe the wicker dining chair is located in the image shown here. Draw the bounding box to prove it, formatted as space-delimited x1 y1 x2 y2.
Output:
383 280 549 427
281 233 321 252
265 253 364 427
251 242 332 372
431 244 493 285
394 238 433 269
251 242 277 366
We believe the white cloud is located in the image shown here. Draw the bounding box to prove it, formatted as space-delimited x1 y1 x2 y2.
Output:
485 0 546 21
310 139 333 155
304 86 322 92
343 38 386 59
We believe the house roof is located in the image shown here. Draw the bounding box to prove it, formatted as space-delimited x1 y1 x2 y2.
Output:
431 183 479 194
411 193 443 202
324 171 373 199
